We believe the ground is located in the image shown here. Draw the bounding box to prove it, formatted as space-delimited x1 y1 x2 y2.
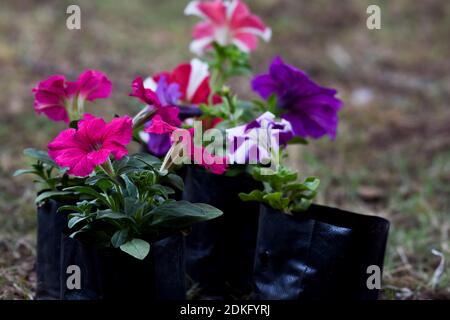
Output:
0 0 449 299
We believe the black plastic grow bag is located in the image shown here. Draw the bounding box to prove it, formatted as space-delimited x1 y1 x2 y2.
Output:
182 166 262 299
35 199 67 300
253 204 390 300
60 233 186 300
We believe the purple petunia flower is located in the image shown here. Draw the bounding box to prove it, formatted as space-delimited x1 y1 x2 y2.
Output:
251 56 343 140
155 76 181 107
226 112 293 164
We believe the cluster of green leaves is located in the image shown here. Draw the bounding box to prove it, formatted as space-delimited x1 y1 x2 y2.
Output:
199 87 256 129
207 43 252 89
14 148 84 203
56 153 222 260
15 149 223 259
239 166 320 214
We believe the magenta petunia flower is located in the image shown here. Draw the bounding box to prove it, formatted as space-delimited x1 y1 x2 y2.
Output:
32 75 71 123
252 57 343 140
129 76 162 107
67 70 112 102
185 0 271 55
187 129 227 175
144 115 178 134
32 70 112 124
48 114 132 177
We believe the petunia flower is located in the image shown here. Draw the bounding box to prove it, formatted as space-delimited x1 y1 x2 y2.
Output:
130 77 181 126
156 125 227 175
32 70 112 124
143 59 221 119
48 114 132 177
187 128 228 174
145 115 178 134
251 56 343 140
130 77 182 157
129 76 162 107
32 75 71 123
226 111 293 164
185 0 271 55
67 70 112 102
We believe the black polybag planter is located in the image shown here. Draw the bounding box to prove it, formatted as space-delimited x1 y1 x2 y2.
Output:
35 199 67 300
182 166 261 298
60 233 186 300
253 204 390 300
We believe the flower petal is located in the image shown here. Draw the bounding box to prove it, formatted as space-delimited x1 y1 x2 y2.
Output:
73 70 112 101
185 0 227 24
147 132 172 157
144 115 178 134
129 77 161 106
104 116 133 145
32 75 70 123
186 58 210 102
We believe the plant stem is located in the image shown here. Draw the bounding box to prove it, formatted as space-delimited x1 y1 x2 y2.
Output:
132 107 156 129
100 157 115 177
159 142 179 174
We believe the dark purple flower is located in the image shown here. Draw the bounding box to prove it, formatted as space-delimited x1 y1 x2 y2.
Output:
251 56 343 140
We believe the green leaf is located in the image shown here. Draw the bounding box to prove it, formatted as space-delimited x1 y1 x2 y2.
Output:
267 93 278 112
164 173 184 191
150 184 175 199
35 191 72 204
304 177 320 191
23 148 58 167
284 183 309 193
263 192 290 212
57 205 83 213
121 174 138 198
85 173 110 186
133 153 161 168
96 210 132 221
68 216 89 229
292 198 313 213
111 229 128 248
63 186 109 205
120 239 150 260
149 201 223 229
239 190 265 202
288 136 309 145
123 197 145 217
13 169 36 177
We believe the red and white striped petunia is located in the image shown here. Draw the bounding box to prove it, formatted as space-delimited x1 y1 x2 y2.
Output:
184 0 271 55
144 58 216 105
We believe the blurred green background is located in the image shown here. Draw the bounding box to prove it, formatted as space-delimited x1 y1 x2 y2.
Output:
0 0 449 299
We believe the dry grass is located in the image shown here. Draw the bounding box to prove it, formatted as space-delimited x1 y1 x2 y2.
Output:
0 0 449 299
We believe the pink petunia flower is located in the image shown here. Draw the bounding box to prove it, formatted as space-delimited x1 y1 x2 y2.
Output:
145 115 178 134
184 0 271 55
67 70 112 102
187 128 228 175
129 76 162 107
32 75 71 123
48 114 132 177
32 70 112 124
191 144 228 175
